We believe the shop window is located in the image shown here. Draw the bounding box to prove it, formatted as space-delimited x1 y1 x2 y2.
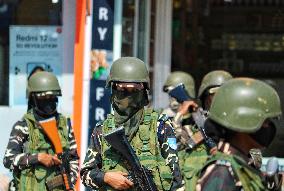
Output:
122 0 135 57
0 0 62 105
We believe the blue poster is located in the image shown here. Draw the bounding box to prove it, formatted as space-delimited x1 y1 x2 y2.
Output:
9 26 63 106
88 79 111 141
92 0 114 50
88 0 114 149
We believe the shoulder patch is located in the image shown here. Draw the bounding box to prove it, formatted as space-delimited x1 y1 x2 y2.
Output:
167 137 177 150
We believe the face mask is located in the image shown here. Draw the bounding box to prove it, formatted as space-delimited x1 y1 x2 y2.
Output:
169 97 180 112
250 120 276 147
111 89 148 118
34 96 58 117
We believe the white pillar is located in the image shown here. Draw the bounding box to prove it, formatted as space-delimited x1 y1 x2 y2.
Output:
79 1 93 191
153 0 172 109
113 0 122 61
61 0 76 116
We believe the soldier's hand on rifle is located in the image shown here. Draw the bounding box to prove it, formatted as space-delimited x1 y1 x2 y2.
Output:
38 153 61 167
52 155 62 165
178 100 198 116
104 171 134 190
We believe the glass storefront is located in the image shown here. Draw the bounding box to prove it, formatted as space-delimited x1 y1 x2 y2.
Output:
172 0 284 80
0 0 62 105
172 0 284 157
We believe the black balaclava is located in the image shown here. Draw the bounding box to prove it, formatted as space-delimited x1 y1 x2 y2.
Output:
32 94 58 118
111 86 149 140
250 120 276 148
204 119 235 143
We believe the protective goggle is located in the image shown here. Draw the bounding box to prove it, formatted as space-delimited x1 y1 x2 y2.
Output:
34 90 61 97
114 82 144 91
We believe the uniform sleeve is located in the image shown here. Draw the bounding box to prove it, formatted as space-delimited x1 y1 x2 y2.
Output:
171 113 190 150
3 120 39 171
80 126 105 189
197 163 238 191
67 125 80 185
157 115 184 190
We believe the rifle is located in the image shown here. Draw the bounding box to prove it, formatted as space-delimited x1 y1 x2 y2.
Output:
168 83 217 153
39 117 74 191
104 127 158 191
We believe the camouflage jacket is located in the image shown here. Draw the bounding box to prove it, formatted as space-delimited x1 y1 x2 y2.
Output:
3 111 80 189
80 112 183 190
163 107 211 190
196 142 266 191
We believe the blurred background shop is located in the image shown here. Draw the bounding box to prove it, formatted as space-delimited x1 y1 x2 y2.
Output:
0 0 284 189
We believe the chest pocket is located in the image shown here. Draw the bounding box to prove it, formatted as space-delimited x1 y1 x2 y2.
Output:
23 114 69 180
101 110 173 191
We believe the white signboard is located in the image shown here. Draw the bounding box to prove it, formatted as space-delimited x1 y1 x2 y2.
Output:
9 26 63 106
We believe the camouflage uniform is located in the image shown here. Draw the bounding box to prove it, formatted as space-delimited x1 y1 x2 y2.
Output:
162 72 209 189
81 112 182 190
3 72 79 190
195 147 265 191
195 78 282 191
80 57 183 191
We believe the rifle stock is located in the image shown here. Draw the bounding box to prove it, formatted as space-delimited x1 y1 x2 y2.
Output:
104 127 158 191
39 117 73 191
39 117 63 153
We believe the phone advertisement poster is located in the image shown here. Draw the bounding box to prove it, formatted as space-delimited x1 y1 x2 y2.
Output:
9 26 63 106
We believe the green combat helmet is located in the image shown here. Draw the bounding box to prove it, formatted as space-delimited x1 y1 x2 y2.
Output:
198 70 233 98
27 71 62 97
209 78 282 133
163 71 195 98
106 57 150 89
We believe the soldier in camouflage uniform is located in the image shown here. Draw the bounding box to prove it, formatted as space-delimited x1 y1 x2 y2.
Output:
163 70 233 190
3 71 79 190
162 71 198 150
194 78 282 191
80 57 184 191
162 71 202 190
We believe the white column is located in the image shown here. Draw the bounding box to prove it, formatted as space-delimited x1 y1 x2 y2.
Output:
61 0 76 116
113 0 122 61
153 0 172 109
79 1 93 191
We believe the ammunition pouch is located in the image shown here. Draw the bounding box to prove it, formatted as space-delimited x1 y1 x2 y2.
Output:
46 174 64 191
186 131 204 150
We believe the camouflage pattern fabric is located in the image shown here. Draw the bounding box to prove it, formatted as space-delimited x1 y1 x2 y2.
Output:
80 112 183 190
163 106 210 191
3 112 79 190
196 142 266 191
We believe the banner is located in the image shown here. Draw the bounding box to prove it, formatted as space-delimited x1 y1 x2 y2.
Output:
88 79 111 140
92 0 114 50
88 0 114 145
9 26 63 106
